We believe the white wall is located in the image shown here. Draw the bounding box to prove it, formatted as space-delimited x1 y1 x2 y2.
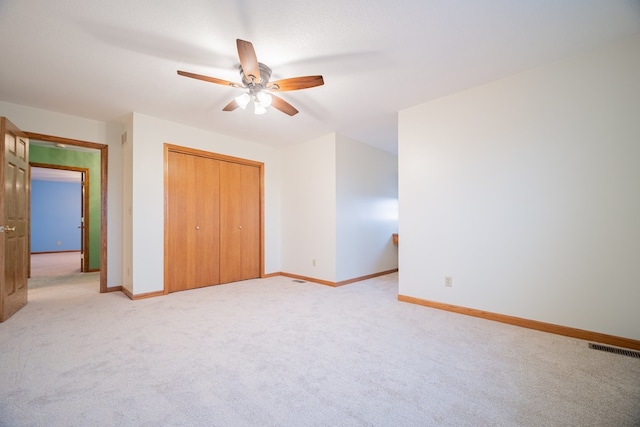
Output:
121 114 134 292
128 113 282 294
281 133 337 281
336 134 398 282
0 101 124 288
281 133 399 283
398 36 640 340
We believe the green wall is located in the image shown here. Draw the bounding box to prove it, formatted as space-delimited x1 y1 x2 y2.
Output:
30 144 101 271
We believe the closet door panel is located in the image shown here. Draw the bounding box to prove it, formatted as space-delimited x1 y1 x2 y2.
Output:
167 151 199 292
194 156 220 288
240 164 260 280
219 161 242 284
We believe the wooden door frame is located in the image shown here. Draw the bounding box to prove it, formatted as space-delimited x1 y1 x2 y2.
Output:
29 163 90 273
25 132 110 293
164 143 265 294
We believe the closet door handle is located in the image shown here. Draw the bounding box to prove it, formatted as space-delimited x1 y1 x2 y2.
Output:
195 226 200 230
238 225 242 229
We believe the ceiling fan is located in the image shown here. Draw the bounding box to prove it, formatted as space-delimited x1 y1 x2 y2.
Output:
177 39 324 116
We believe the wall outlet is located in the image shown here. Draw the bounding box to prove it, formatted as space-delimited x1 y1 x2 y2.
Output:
312 259 316 267
445 276 453 287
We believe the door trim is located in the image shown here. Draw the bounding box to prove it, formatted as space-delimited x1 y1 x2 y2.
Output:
164 143 265 294
25 132 110 293
30 163 90 272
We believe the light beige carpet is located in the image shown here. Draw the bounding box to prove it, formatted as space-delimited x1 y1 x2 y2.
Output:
31 252 82 277
1 272 639 426
29 252 87 289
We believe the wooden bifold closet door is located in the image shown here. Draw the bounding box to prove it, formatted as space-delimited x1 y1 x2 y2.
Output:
165 145 262 293
219 161 260 284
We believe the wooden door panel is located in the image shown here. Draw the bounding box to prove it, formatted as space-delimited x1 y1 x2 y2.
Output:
240 164 260 280
220 161 260 283
167 152 222 292
1 118 29 322
4 161 16 297
219 161 242 284
195 156 220 288
167 151 199 292
16 165 28 302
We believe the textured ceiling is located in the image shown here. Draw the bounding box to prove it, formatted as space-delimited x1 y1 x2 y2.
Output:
1 1 639 154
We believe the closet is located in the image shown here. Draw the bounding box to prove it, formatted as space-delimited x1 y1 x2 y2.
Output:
164 144 262 293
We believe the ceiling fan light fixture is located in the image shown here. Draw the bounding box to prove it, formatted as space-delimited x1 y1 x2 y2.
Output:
235 92 251 109
256 91 272 108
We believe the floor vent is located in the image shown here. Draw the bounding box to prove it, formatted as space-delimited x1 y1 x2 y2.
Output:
588 343 640 359
292 279 306 283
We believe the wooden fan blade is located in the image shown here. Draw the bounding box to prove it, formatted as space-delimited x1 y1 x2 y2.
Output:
236 39 260 84
267 75 324 92
177 70 243 88
270 95 298 116
223 99 240 111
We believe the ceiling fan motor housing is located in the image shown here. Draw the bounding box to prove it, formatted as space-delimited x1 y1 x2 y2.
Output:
240 62 272 87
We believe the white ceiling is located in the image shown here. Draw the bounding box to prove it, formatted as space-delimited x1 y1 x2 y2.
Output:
1 1 639 155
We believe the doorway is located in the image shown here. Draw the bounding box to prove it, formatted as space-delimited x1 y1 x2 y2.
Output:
25 133 110 293
30 165 88 276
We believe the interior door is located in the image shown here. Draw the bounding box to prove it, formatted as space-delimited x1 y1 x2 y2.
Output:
1 117 29 322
